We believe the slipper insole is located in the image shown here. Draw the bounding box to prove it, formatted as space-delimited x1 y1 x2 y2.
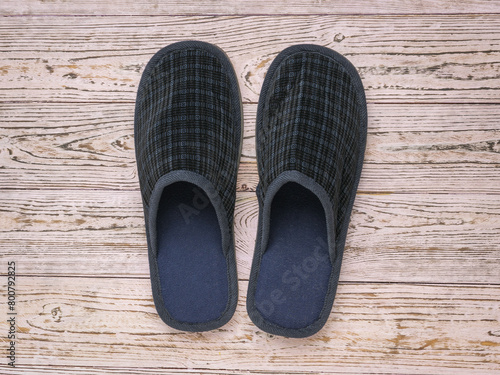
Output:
255 182 332 329
156 182 228 324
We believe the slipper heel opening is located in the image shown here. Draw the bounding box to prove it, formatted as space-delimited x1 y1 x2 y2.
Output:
255 182 331 330
156 181 229 324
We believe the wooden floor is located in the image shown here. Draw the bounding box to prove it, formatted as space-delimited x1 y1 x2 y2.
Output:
1 1 500 374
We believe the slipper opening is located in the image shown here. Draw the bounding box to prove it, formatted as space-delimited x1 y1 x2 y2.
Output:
255 182 332 329
156 181 229 324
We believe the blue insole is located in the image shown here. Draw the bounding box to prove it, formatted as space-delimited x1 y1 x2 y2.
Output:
255 182 331 329
156 182 228 324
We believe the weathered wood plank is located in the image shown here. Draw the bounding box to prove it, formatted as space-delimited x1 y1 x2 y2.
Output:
1 103 500 193
0 276 498 373
239 161 500 194
2 0 500 16
0 367 299 375
1 16 500 103
1 190 499 283
0 6 498 375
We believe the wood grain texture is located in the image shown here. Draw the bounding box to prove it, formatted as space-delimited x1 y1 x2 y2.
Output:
2 0 500 15
1 189 499 283
1 103 500 193
0 276 498 374
1 4 500 374
1 15 500 103
0 367 301 375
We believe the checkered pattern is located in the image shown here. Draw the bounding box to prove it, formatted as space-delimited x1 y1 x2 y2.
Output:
257 51 364 241
135 47 240 226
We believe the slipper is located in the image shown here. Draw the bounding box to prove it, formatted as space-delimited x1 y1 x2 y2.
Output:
246 44 367 338
135 41 242 331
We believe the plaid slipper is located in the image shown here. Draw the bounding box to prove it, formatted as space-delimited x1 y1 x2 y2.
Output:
135 41 241 332
246 44 367 338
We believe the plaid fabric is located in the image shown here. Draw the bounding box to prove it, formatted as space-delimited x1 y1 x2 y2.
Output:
257 50 365 242
135 45 240 228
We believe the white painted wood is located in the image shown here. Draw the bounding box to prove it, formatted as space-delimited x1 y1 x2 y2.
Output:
0 16 499 103
0 276 498 374
1 190 499 284
1 103 499 193
2 0 500 15
1 4 499 374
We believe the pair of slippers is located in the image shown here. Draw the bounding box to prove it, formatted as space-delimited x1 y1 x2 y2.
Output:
135 41 367 338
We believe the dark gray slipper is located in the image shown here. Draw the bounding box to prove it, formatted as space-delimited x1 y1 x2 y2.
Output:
135 41 242 332
247 44 367 338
